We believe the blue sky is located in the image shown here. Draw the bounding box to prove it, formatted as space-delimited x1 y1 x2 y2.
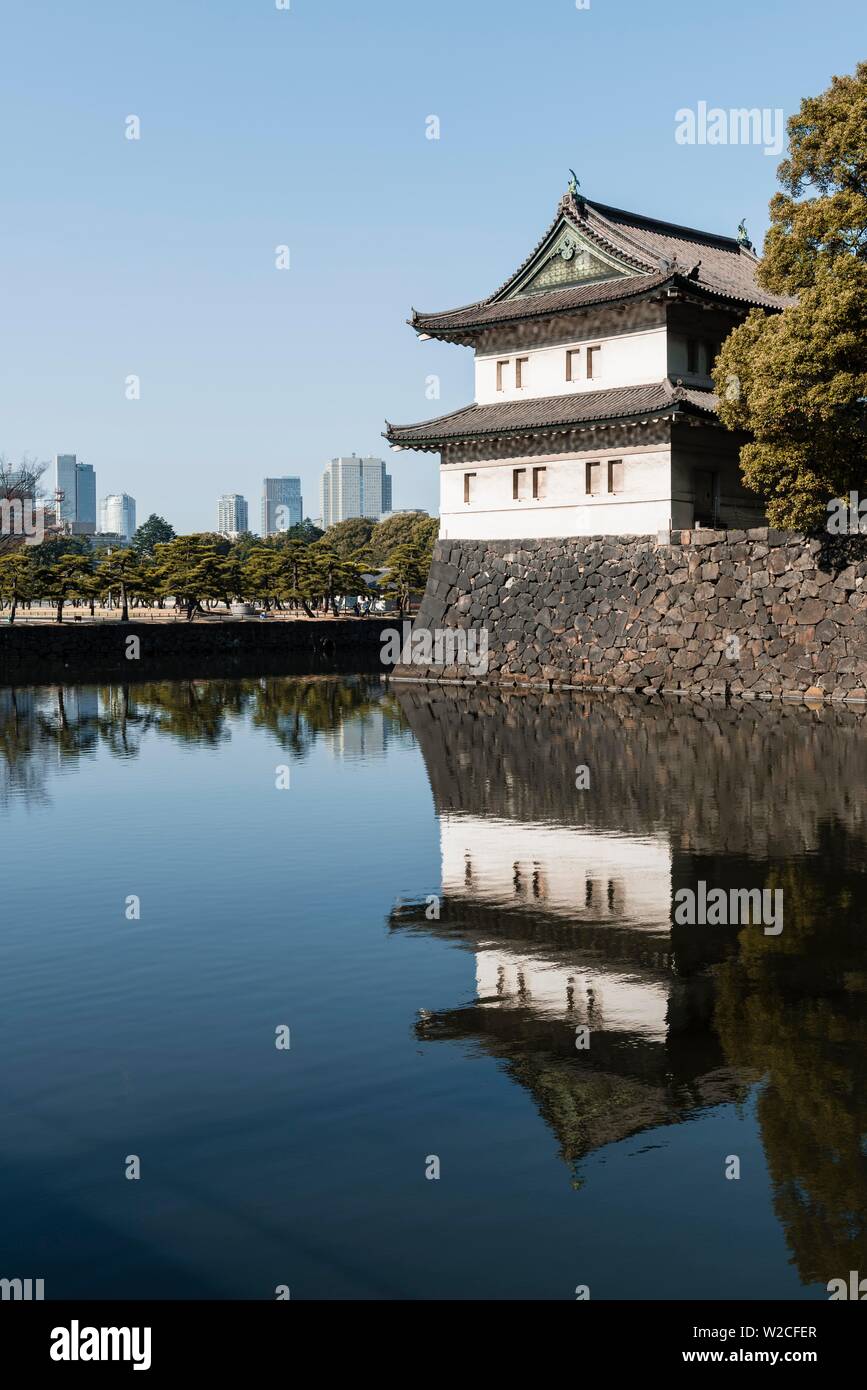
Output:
0 0 863 533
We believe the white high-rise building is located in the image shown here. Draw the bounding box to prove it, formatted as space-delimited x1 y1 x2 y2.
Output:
217 494 249 537
319 455 392 528
99 493 137 540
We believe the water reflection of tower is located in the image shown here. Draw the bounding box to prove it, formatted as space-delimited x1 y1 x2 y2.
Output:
62 688 99 727
390 687 747 1173
443 813 675 1036
0 688 37 722
324 707 403 761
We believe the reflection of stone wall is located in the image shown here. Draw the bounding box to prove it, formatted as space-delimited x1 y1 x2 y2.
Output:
395 684 867 859
398 529 867 699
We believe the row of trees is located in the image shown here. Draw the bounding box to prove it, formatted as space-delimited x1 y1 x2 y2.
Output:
0 517 436 623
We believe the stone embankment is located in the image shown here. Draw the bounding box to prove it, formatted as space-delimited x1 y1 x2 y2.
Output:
392 529 867 701
0 617 392 683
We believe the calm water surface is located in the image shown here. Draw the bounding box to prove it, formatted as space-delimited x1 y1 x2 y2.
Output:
1 677 865 1299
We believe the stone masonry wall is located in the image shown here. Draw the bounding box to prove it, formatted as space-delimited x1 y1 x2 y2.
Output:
0 617 391 684
394 529 867 701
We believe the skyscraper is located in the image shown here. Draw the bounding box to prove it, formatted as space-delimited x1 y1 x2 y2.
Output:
217 494 249 537
261 477 302 536
319 456 393 528
99 494 137 540
55 454 96 535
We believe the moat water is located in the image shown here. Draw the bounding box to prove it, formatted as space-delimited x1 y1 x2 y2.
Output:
0 677 864 1299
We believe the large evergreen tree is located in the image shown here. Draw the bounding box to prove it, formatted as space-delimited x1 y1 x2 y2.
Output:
715 62 867 530
131 514 176 557
0 549 36 623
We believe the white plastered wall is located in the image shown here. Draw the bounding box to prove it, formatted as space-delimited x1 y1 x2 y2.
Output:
475 326 667 404
440 444 676 539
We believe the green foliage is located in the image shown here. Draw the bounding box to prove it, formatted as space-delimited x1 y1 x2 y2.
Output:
275 540 319 615
151 535 236 618
759 61 867 296
241 547 285 607
309 543 372 612
0 548 36 622
37 550 94 621
131 514 176 557
376 543 428 616
283 518 324 543
30 534 91 565
716 61 867 529
366 511 436 566
229 531 259 562
321 516 376 557
97 548 144 620
23 518 438 621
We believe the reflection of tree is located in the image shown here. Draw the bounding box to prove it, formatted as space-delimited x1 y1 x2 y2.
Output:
0 676 400 808
96 685 152 759
0 689 51 807
248 676 387 755
125 681 239 747
34 687 99 761
715 821 867 1286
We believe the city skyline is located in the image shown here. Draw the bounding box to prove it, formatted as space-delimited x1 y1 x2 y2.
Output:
36 454 413 538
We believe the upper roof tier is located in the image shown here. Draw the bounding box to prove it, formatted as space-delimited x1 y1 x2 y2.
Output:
410 192 789 340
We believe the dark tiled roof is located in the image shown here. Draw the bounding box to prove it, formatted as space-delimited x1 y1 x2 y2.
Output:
385 381 718 449
412 271 671 332
412 194 789 337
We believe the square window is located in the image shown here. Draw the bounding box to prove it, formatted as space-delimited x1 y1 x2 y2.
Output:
463 472 476 504
608 460 623 493
585 461 603 495
586 345 601 379
566 348 581 382
687 339 698 373
496 360 509 392
515 356 529 389
532 466 546 500
513 468 527 501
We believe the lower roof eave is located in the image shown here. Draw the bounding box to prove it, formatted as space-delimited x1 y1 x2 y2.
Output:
383 403 720 453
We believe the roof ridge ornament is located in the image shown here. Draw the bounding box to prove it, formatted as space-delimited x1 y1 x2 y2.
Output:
567 168 585 212
737 219 753 251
